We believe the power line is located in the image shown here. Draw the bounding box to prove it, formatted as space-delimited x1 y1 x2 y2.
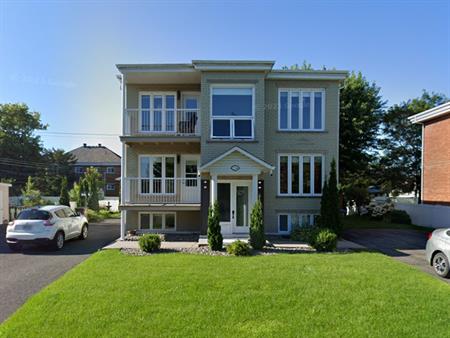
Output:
35 131 120 137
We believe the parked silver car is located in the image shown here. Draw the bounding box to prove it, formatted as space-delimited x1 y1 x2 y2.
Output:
426 229 450 278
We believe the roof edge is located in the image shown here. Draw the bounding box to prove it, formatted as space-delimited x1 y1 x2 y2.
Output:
408 101 450 124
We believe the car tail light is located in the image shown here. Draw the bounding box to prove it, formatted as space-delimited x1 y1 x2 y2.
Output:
427 232 433 240
43 220 54 226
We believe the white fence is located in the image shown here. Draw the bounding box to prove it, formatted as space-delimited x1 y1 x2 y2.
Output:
395 203 450 228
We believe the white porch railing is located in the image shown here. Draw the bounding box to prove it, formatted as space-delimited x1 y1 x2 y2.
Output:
123 177 201 204
124 109 200 136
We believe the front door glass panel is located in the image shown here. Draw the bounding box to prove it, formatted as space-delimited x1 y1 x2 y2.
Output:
217 183 231 222
236 186 249 227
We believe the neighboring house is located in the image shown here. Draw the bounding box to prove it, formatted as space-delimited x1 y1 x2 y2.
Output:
409 101 450 206
117 60 347 238
69 144 121 197
0 182 12 223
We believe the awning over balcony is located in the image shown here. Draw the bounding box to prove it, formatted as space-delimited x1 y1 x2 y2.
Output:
199 146 274 176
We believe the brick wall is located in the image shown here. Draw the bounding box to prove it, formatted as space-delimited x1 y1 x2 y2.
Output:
423 115 450 205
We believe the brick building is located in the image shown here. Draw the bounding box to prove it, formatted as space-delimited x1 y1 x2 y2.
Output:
409 102 450 206
69 144 121 197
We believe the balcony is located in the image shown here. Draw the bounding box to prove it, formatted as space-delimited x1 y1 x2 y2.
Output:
124 109 200 137
123 177 201 205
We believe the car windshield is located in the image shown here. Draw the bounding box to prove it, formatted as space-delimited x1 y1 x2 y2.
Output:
16 209 51 220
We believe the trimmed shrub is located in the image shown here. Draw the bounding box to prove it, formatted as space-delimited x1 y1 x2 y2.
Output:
207 201 223 251
59 177 70 206
310 229 338 252
387 209 412 224
291 225 319 243
139 234 161 252
227 240 251 256
249 199 265 249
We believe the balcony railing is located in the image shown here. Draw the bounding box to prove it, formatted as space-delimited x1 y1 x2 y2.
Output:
123 177 201 204
124 109 200 136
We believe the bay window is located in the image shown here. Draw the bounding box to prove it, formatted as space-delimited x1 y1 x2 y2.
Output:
139 155 176 194
211 86 254 139
278 154 324 196
278 89 325 131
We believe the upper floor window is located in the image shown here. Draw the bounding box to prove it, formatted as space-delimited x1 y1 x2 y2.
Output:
279 89 325 131
106 167 115 174
74 167 83 174
211 86 254 139
278 154 324 196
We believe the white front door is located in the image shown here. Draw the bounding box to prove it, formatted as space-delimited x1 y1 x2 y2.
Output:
217 180 251 235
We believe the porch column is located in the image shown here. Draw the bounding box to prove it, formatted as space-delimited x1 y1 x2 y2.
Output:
210 174 218 205
120 210 127 240
251 174 258 207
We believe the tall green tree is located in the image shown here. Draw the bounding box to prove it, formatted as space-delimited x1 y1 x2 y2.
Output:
378 91 448 198
207 201 223 251
339 72 385 186
33 149 77 195
319 159 341 234
0 103 47 193
249 199 265 249
59 177 70 206
83 167 102 211
21 176 44 207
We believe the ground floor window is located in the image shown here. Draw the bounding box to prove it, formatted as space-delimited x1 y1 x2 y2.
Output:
278 213 318 233
106 183 115 191
139 212 176 230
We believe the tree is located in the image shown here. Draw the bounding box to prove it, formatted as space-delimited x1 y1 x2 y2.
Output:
69 181 83 206
249 199 265 249
378 91 448 198
319 159 341 234
21 176 44 207
59 177 70 206
83 167 102 211
339 72 385 186
282 60 313 70
207 201 223 251
0 103 47 194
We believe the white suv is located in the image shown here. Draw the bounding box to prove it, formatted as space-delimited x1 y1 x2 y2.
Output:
6 206 89 251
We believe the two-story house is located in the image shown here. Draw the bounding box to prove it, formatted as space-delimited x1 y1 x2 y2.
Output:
117 60 347 238
69 144 121 197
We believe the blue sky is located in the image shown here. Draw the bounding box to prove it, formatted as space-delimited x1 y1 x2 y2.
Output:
0 0 449 155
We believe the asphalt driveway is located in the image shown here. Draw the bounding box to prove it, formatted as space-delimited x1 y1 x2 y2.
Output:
343 228 450 284
0 220 120 323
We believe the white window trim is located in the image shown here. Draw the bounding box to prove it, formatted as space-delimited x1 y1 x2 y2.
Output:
106 183 115 191
138 154 177 195
106 167 115 174
138 212 177 231
278 88 325 131
277 213 318 233
210 84 255 139
277 153 325 196
138 91 177 133
74 167 83 174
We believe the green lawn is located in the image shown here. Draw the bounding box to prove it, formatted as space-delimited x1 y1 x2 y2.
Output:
343 215 434 232
1 251 449 337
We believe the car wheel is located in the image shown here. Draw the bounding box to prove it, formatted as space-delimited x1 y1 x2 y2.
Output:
7 243 21 252
79 224 88 240
433 252 450 278
52 231 65 250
